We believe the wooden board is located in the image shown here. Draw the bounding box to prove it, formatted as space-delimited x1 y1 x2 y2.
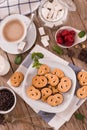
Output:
0 0 87 130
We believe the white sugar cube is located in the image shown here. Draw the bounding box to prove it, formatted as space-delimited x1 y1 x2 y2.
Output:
47 9 54 19
41 35 49 41
42 8 49 19
41 39 49 47
53 10 58 20
57 9 64 19
55 4 63 11
18 41 26 51
52 0 58 6
38 27 45 36
45 23 54 28
46 2 53 9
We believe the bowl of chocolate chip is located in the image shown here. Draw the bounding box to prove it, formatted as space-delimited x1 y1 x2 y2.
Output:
0 86 16 114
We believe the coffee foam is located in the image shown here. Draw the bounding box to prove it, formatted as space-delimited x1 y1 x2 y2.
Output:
3 19 24 42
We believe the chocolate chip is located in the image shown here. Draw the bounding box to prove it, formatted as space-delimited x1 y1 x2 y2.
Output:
78 49 87 63
0 89 15 111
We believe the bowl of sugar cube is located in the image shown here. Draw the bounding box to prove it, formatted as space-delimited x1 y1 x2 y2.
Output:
38 0 68 28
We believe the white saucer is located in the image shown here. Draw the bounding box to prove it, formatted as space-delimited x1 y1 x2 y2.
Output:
0 14 37 54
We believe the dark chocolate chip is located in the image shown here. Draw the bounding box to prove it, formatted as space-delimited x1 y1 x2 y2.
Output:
78 49 87 63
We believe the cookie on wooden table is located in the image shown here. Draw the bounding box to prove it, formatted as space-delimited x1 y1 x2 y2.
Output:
77 71 87 86
10 71 24 87
76 86 87 99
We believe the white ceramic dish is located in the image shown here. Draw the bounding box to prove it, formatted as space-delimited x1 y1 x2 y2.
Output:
0 86 16 114
0 14 37 54
55 26 87 48
22 58 76 113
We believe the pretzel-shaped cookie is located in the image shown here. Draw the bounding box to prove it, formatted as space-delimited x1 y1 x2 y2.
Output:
76 86 87 99
38 64 50 76
57 77 72 92
32 75 47 88
10 71 24 87
77 71 87 81
77 71 87 86
47 93 63 107
41 87 52 102
45 73 59 86
27 86 41 100
52 68 65 78
48 85 59 94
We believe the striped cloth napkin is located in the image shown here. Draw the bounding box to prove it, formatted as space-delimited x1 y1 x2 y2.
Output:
0 0 41 21
7 45 87 130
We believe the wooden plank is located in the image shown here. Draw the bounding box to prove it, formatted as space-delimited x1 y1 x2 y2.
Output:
74 0 87 29
63 1 87 130
0 0 87 130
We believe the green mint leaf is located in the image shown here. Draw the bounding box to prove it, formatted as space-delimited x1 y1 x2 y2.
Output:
34 57 39 62
35 63 42 69
75 113 85 120
35 52 44 58
31 52 44 60
14 55 22 65
32 60 39 67
31 52 44 69
52 45 63 55
31 52 36 59
78 31 86 38
32 61 42 69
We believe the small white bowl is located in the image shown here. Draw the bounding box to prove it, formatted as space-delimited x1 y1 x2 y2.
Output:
0 86 16 114
55 26 87 48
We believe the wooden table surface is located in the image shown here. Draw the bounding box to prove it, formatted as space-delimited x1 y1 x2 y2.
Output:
0 0 87 130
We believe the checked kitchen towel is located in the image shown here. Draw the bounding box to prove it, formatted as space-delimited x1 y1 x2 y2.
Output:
0 0 76 21
0 0 41 21
7 45 87 130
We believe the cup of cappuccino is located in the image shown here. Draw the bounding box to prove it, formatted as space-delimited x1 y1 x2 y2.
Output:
0 14 28 44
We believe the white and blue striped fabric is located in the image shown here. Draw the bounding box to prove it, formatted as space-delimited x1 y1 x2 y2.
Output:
7 45 87 130
0 0 41 21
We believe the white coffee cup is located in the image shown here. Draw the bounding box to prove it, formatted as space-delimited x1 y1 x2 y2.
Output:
0 14 29 44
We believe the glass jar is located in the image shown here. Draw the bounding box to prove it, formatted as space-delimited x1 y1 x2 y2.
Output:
38 0 76 29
